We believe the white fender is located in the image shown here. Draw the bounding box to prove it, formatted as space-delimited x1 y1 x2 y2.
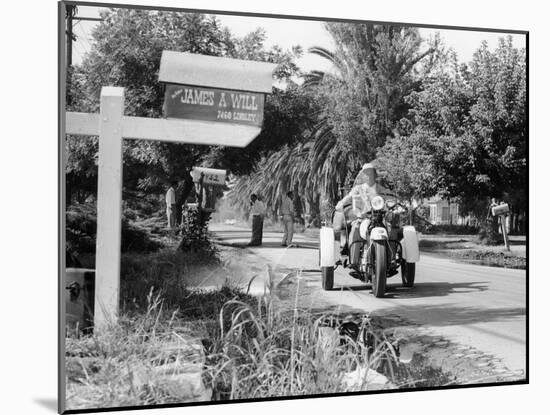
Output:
401 225 420 262
359 220 370 240
370 227 388 241
320 226 336 267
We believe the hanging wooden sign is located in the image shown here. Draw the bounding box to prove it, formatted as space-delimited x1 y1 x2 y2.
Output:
164 84 265 127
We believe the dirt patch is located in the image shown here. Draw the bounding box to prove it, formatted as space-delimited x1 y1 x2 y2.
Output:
315 312 526 388
392 329 525 386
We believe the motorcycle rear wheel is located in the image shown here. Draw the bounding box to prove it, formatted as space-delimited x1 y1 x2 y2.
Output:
372 242 387 298
401 261 416 287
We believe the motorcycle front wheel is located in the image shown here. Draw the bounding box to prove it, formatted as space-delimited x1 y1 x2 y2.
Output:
372 242 387 298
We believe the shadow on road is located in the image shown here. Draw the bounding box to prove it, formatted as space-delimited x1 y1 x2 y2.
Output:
334 284 371 292
508 239 526 246
214 240 318 249
372 303 526 328
384 281 490 298
328 281 490 298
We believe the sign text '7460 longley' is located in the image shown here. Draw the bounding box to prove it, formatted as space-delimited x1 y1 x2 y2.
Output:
164 84 265 127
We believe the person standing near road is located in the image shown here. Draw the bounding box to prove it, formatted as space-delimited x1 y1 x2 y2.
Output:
280 191 295 247
165 180 177 229
248 194 266 246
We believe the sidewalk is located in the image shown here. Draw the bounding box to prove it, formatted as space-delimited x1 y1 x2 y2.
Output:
209 222 318 248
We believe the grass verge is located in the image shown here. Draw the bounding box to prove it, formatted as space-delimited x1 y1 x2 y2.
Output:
67 292 405 410
419 236 526 269
443 250 526 269
66 254 458 410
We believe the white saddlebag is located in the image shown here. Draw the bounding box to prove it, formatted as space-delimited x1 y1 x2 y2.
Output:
401 225 420 262
320 226 338 267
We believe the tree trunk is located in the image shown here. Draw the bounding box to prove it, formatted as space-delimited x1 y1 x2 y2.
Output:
293 182 304 225
306 192 321 227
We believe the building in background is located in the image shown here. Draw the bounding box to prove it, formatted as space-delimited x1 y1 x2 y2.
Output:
425 197 463 225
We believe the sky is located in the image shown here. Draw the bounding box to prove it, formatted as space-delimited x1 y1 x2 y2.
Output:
70 5 526 73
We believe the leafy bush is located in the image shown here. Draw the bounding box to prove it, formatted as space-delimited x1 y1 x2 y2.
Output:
120 249 244 316
177 207 217 256
477 219 503 245
66 203 162 255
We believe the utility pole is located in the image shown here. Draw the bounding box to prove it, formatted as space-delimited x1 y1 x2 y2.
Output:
66 4 74 67
65 4 76 107
65 4 76 207
65 4 103 101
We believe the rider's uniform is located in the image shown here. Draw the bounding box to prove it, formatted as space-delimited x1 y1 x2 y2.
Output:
334 182 391 267
336 182 385 212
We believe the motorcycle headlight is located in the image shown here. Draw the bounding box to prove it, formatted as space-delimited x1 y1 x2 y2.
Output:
371 196 384 210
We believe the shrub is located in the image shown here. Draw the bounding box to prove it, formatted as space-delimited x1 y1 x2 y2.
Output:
177 207 217 256
477 219 503 245
120 251 246 316
66 203 162 256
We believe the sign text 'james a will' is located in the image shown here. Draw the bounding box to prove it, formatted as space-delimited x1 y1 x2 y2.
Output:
164 84 266 126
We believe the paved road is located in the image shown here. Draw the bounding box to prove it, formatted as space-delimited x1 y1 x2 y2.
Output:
210 223 526 374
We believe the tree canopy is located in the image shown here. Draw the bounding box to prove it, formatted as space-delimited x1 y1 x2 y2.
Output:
66 9 527 225
379 37 526 214
66 8 304 206
229 23 440 218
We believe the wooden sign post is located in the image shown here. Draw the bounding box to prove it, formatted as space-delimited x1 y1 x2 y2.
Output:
95 87 124 325
65 52 276 329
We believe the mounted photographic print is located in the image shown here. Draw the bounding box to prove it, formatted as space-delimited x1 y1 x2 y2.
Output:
59 1 528 413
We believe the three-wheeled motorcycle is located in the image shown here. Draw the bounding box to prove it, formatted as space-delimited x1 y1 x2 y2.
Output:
319 175 420 297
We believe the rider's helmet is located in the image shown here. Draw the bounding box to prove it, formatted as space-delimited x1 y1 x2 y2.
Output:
354 162 378 187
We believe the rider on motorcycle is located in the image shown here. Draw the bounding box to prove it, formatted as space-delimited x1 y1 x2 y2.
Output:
333 163 394 268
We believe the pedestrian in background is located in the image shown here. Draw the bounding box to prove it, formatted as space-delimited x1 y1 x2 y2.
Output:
248 194 266 246
280 191 295 247
165 180 177 229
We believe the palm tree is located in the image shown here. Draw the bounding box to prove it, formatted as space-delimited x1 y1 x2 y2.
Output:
302 23 438 198
229 23 438 221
